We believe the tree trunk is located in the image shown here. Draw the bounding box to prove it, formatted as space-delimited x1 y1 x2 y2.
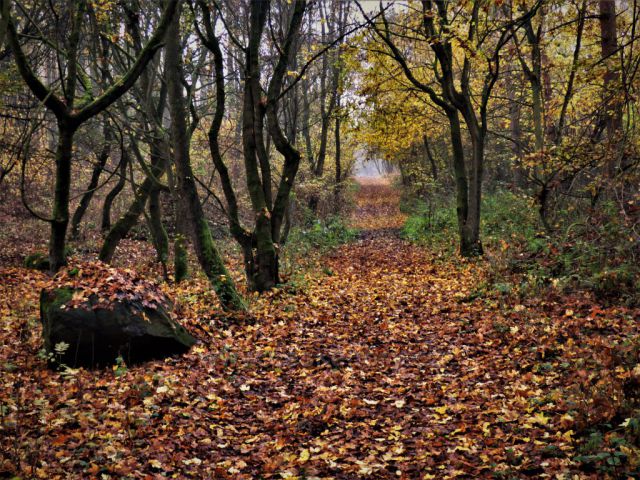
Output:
537 182 553 232
101 149 128 233
531 81 544 152
301 82 314 169
166 2 245 311
49 121 76 272
334 113 342 210
465 126 484 256
99 152 166 263
147 187 169 277
241 0 278 292
71 120 112 239
599 0 621 138
422 135 438 180
446 110 474 257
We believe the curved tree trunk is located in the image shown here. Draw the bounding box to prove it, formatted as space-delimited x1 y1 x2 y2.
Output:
71 120 112 239
147 187 169 278
99 150 166 263
101 149 128 233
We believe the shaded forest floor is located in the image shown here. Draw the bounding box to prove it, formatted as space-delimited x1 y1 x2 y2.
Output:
2 181 640 479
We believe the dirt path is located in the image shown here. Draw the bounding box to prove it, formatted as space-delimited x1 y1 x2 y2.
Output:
2 181 638 479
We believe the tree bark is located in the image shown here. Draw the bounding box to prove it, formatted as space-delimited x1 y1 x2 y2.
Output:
599 0 622 139
50 120 76 271
166 1 245 311
422 135 438 181
147 186 169 278
101 149 128 233
334 113 342 210
70 120 112 239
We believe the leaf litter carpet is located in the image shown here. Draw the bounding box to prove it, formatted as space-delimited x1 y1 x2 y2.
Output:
1 180 639 479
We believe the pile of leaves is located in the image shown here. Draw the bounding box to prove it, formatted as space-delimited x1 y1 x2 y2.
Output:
2 181 640 479
48 261 170 311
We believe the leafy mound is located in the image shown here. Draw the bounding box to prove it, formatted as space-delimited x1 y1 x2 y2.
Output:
48 261 170 311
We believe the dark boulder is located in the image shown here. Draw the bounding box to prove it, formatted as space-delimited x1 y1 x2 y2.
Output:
40 287 196 368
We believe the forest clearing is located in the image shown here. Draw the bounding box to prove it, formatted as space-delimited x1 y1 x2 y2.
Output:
1 0 640 478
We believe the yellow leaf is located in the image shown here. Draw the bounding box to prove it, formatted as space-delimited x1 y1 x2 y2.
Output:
434 405 448 415
529 412 549 425
299 448 310 463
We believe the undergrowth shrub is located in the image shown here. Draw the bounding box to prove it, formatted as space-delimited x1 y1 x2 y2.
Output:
402 189 640 304
287 216 357 253
400 197 456 250
279 216 357 286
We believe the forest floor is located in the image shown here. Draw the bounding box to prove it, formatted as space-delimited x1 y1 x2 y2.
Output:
2 181 640 479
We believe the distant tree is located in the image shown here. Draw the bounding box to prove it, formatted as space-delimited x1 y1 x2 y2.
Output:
361 0 539 256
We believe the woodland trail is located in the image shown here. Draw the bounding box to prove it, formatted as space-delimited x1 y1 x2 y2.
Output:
1 181 639 479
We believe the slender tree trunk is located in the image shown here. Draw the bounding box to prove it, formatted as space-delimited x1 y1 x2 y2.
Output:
241 0 278 292
301 83 314 169
446 110 474 257
308 112 331 212
166 2 244 310
466 126 484 256
537 182 553 232
147 187 169 278
334 113 342 210
99 151 166 262
508 75 524 188
531 81 544 151
422 135 438 180
101 149 128 233
71 120 112 238
599 0 621 136
599 0 622 179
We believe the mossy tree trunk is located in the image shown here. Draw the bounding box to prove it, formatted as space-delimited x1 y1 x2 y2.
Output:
194 0 306 293
173 234 188 282
50 120 77 272
99 144 167 263
147 186 169 278
166 1 245 311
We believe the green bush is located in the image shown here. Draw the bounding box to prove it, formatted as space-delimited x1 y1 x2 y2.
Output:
480 190 539 247
24 246 74 271
288 216 357 252
24 252 50 271
401 189 639 304
401 199 456 250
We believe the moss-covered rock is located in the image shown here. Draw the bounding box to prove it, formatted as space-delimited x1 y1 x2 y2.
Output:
24 253 50 271
40 288 196 368
25 247 74 271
